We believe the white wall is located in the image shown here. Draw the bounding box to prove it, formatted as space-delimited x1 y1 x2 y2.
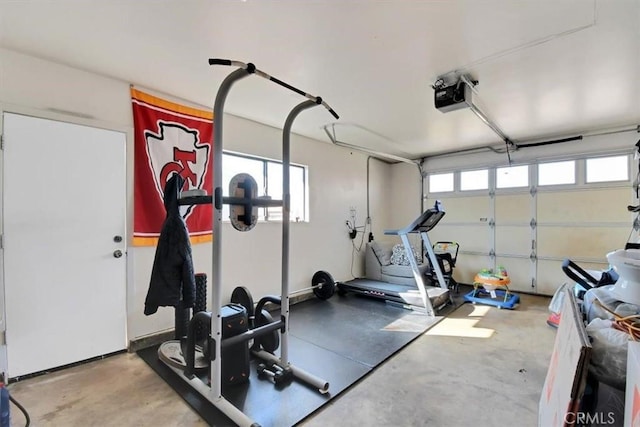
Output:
388 162 422 228
386 162 423 248
366 158 392 243
0 48 389 342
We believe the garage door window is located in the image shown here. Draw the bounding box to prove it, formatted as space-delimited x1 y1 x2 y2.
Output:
460 169 488 191
429 172 454 192
496 165 528 189
538 160 576 186
586 155 628 183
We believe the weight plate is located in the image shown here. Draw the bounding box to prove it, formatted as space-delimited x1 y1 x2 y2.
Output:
157 340 208 371
255 309 279 353
312 270 336 300
231 286 255 319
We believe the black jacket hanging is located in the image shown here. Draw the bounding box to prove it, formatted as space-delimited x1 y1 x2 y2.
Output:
144 174 196 315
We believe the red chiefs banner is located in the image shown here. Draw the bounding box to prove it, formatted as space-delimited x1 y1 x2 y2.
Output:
131 88 213 246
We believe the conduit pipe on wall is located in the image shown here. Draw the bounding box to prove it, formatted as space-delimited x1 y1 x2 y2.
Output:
324 130 424 229
323 117 638 164
323 127 418 166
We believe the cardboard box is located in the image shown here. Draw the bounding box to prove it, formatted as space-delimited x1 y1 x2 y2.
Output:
539 290 592 426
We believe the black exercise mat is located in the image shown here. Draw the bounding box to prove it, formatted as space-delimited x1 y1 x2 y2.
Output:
288 296 441 367
138 335 369 427
138 294 446 426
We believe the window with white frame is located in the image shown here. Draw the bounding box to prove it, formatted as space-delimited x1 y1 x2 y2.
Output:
538 160 576 186
460 169 489 191
429 172 454 192
222 152 308 222
586 155 628 183
496 165 529 189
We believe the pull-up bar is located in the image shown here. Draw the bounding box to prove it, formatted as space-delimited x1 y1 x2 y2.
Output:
209 58 340 120
168 59 339 427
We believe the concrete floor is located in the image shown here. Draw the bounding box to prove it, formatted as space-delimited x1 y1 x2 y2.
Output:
8 294 554 427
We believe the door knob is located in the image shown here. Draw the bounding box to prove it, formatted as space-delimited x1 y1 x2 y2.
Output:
113 249 123 258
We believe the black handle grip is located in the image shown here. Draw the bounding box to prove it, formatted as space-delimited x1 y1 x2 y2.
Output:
561 258 597 290
209 58 232 66
214 187 223 210
328 108 339 120
255 295 282 317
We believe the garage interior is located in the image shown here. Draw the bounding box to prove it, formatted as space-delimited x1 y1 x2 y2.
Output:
1 1 639 426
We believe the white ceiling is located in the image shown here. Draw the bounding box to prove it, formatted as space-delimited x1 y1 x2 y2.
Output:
1 0 639 159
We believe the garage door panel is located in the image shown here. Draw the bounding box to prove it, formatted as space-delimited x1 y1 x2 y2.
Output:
538 188 631 223
437 196 490 222
429 157 633 297
496 194 531 222
429 224 491 253
495 257 534 293
537 260 569 296
454 254 492 285
496 226 531 256
536 259 608 296
537 226 627 259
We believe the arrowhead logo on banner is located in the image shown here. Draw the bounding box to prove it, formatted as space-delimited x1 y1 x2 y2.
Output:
145 121 210 220
131 88 214 246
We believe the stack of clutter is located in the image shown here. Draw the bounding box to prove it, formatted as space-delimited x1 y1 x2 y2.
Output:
580 249 640 391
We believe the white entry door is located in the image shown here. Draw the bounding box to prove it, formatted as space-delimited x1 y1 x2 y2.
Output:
2 113 127 378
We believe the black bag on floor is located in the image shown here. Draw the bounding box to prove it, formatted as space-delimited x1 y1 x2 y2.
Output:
221 303 250 385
